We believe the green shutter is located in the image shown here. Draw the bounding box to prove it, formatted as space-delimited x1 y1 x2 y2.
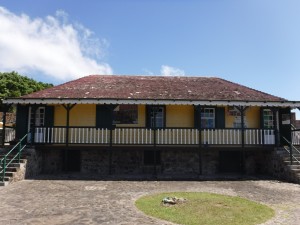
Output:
145 105 152 128
16 105 29 139
45 106 54 127
194 105 200 129
215 107 225 129
96 105 116 128
260 108 264 129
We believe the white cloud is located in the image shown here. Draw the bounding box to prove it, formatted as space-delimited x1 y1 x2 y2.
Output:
160 65 185 76
0 7 112 81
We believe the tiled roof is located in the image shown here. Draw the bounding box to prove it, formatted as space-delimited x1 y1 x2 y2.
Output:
19 75 285 102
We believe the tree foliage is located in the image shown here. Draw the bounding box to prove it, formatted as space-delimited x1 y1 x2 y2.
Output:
0 71 53 100
0 72 53 111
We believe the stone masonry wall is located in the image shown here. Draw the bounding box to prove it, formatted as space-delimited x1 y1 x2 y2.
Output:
38 147 275 178
161 149 199 175
266 150 300 183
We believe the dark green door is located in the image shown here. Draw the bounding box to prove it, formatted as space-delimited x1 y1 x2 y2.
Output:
279 108 291 145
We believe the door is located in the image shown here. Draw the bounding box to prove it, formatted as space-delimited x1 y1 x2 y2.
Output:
279 108 291 145
146 106 165 128
28 107 45 142
262 109 276 144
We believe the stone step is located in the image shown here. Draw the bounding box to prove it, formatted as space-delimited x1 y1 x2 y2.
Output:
0 176 12 182
0 181 9 186
5 167 19 172
287 165 300 170
4 172 14 177
4 163 21 168
284 160 300 165
282 156 300 161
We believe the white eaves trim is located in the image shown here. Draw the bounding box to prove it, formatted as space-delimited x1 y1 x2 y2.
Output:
3 98 300 108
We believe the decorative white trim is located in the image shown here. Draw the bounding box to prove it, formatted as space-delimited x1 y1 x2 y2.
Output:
3 98 300 107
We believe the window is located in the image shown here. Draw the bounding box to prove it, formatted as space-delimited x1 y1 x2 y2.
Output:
201 108 215 128
144 150 161 165
29 107 45 127
227 106 241 116
150 106 164 128
113 105 138 124
263 109 274 129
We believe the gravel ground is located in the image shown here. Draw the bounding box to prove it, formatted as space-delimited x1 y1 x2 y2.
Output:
0 175 299 225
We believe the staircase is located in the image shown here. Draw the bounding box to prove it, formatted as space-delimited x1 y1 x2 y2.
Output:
0 152 27 186
0 134 28 186
275 145 300 183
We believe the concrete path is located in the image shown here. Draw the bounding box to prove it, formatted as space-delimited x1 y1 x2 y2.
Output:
0 175 300 225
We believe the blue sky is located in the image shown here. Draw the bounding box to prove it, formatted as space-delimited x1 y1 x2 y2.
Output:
0 0 300 114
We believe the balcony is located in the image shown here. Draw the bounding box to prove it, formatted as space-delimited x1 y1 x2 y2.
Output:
31 126 276 146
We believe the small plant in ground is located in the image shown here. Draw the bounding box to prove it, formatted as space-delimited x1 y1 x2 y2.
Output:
135 192 275 225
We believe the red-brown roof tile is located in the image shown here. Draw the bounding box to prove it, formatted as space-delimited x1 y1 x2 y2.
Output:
19 75 285 102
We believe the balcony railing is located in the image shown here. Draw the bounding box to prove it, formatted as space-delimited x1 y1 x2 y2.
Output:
32 126 275 146
292 129 300 145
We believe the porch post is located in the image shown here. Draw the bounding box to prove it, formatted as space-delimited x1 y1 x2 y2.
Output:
62 104 76 147
62 104 76 172
153 106 157 177
236 106 248 174
198 105 202 175
107 105 116 175
271 108 279 147
235 106 248 148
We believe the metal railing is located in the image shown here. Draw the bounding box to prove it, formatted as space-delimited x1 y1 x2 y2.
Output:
291 124 300 145
282 136 300 165
0 133 28 182
32 126 275 146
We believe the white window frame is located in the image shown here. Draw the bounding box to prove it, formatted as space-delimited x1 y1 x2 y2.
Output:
263 109 274 129
201 108 215 128
150 106 164 128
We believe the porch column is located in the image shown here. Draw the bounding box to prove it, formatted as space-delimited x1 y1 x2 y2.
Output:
62 104 76 172
271 108 279 147
62 104 76 147
235 106 248 148
235 106 248 174
153 106 158 177
194 105 202 175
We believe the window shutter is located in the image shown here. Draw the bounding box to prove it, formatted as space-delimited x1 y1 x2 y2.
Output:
260 108 264 129
16 105 29 139
96 105 116 128
194 105 200 129
45 106 54 127
215 107 225 129
145 105 152 128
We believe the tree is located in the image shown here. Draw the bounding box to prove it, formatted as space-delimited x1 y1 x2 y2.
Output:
0 71 53 111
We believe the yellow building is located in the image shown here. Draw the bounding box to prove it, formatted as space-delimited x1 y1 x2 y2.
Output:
4 75 300 175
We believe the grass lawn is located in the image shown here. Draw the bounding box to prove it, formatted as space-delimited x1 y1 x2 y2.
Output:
135 192 275 225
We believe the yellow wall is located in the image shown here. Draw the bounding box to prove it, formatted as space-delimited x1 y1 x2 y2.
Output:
53 104 260 128
54 104 96 126
166 105 194 127
54 104 145 127
225 106 260 128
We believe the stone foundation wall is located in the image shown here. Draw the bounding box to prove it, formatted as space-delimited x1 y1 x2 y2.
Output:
267 150 300 183
24 148 43 178
10 147 43 183
81 150 109 174
161 149 200 175
38 147 274 178
40 149 63 173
